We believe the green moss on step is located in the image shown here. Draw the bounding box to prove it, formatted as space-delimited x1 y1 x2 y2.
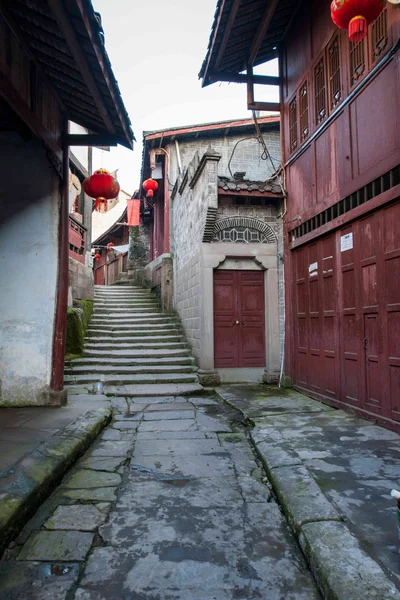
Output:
65 300 94 357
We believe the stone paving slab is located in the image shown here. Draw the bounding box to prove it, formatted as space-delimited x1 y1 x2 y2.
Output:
216 384 400 599
64 469 121 489
129 452 236 479
132 438 224 456
45 505 106 531
142 410 196 421
138 418 196 432
17 530 94 561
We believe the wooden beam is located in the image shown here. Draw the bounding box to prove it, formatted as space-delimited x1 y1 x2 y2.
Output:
247 0 279 66
66 134 120 147
214 0 243 70
208 70 280 85
47 0 116 135
248 101 280 112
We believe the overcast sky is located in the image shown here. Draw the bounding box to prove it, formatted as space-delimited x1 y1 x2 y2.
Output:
92 0 278 193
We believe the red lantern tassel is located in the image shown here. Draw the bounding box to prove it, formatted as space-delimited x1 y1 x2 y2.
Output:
348 15 367 43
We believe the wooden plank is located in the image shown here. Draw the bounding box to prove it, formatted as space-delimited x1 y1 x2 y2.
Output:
47 0 116 135
66 133 119 147
247 0 279 66
214 0 243 70
208 70 279 85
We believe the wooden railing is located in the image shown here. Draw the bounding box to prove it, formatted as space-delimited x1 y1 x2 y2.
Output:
69 215 86 264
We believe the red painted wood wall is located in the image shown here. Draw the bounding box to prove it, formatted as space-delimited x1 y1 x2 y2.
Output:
281 0 400 428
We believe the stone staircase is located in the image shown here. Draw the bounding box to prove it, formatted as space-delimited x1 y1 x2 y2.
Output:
65 285 203 396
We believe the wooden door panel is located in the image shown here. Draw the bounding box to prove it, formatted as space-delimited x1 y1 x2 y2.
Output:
214 270 265 368
214 271 238 368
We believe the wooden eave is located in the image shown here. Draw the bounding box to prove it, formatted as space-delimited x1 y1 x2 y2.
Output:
200 0 299 87
1 0 134 148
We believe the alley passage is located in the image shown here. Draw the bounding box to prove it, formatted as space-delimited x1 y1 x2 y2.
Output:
0 396 321 599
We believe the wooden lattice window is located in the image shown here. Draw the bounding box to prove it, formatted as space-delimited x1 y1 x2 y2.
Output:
289 96 298 152
314 57 326 125
328 36 341 109
372 9 388 62
350 39 366 87
299 81 309 142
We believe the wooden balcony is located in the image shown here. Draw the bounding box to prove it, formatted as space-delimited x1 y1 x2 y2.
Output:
69 215 86 264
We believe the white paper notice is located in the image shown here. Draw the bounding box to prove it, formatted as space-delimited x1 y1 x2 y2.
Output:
341 232 353 252
309 262 318 276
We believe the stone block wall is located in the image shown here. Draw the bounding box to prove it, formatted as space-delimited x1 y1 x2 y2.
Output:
172 154 219 360
169 129 280 184
68 257 94 303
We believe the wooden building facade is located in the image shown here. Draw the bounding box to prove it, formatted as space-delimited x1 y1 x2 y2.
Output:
0 0 133 406
200 0 400 430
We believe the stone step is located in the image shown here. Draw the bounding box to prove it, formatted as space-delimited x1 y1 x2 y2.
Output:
90 316 177 324
86 329 180 338
81 348 192 359
84 340 187 351
93 309 163 316
87 323 178 332
94 291 156 300
85 334 182 343
65 356 195 367
85 335 182 346
104 383 204 397
65 373 198 385
65 364 197 377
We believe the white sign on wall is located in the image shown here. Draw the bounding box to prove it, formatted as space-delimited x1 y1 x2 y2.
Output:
341 232 353 252
309 262 318 276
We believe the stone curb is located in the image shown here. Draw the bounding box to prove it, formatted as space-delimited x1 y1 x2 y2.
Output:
0 406 112 557
215 389 400 600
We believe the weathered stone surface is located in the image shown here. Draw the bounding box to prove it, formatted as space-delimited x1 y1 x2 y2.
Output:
45 505 106 531
112 421 140 430
138 419 196 432
0 407 111 558
299 521 400 600
79 456 125 472
0 561 80 600
88 441 132 457
132 438 223 456
143 410 196 421
99 428 122 441
64 469 121 489
265 464 342 533
17 530 93 561
62 488 117 502
143 402 192 412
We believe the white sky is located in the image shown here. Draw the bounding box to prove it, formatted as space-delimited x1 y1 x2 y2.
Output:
92 0 278 194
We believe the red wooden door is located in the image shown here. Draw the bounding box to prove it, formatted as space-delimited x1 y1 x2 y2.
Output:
214 271 265 368
292 200 400 426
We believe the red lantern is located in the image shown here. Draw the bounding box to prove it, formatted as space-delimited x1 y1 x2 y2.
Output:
107 242 115 250
94 253 101 260
83 168 120 213
331 0 386 43
142 178 158 198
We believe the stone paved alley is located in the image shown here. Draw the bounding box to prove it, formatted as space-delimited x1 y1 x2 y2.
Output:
0 395 321 599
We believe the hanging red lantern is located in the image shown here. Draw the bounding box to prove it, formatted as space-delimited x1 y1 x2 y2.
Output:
83 168 120 213
107 242 115 250
142 178 158 198
330 0 386 43
94 253 101 260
